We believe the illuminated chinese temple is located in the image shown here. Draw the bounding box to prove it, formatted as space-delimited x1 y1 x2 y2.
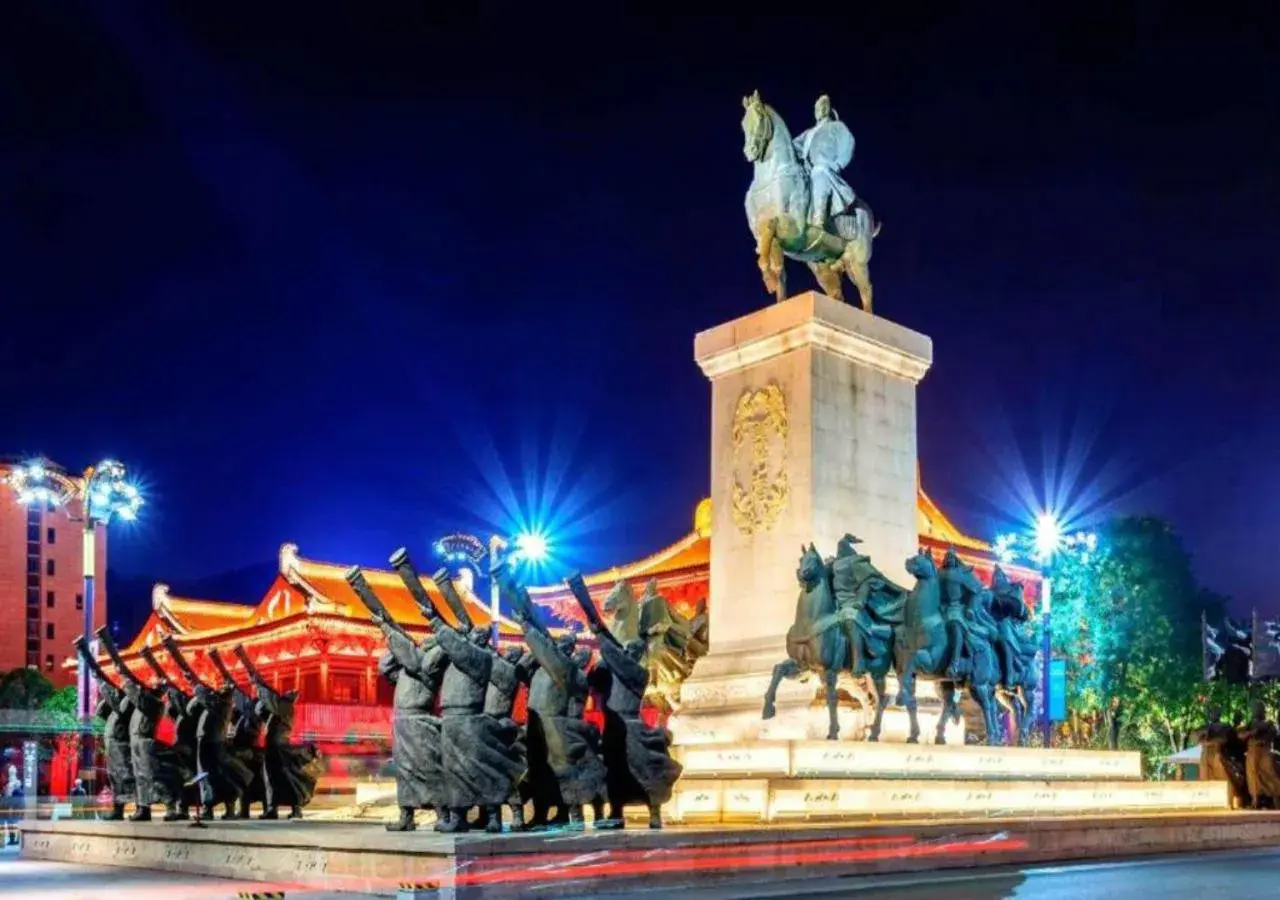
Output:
98 480 1040 747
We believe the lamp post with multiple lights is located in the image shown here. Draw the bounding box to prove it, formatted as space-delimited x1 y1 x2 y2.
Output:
484 531 550 643
996 513 1097 748
3 459 143 723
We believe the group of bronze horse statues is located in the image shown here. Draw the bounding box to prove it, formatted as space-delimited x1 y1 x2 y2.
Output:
763 536 1042 745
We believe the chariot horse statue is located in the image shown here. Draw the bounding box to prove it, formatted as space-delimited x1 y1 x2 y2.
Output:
741 91 880 311
601 578 708 715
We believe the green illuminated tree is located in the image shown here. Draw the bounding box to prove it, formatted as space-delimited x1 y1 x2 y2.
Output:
1048 517 1205 754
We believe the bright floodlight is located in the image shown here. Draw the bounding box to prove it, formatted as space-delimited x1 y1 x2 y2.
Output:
85 460 143 525
513 531 549 563
1033 513 1063 562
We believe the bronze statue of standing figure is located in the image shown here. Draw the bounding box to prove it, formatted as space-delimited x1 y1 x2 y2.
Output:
569 574 682 829
346 565 450 833
75 636 135 820
1197 706 1251 809
1239 702 1280 809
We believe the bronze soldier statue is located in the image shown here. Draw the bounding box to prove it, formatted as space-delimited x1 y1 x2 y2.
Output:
1197 706 1250 809
431 565 530 832
346 566 449 832
98 627 179 822
234 645 321 819
162 636 253 820
75 637 134 820
496 562 606 831
390 550 525 834
569 575 682 829
1239 702 1280 809
138 646 197 820
209 648 265 819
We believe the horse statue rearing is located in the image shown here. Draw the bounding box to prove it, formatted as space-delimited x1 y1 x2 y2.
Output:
740 90 880 311
761 544 849 740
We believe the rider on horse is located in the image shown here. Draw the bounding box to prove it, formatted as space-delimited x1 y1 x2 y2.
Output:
939 548 970 676
832 534 903 673
989 566 1037 685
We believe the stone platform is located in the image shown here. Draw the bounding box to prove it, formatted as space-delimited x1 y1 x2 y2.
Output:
665 740 1224 823
19 810 1280 898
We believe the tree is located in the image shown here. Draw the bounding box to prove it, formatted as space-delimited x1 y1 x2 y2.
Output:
1048 516 1203 753
0 668 56 710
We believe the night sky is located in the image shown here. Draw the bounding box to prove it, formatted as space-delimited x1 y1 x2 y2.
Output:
3 4 1278 632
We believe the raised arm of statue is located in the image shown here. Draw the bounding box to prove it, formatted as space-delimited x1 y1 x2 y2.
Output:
386 629 429 675
598 639 647 696
515 650 540 685
433 626 492 684
378 650 402 684
523 627 570 689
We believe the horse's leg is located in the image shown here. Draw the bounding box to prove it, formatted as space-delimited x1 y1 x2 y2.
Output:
823 668 840 741
762 659 800 720
755 218 780 297
840 240 873 314
808 261 844 302
1020 685 1037 746
972 684 1000 746
902 675 921 744
867 672 889 742
934 681 954 744
770 236 787 303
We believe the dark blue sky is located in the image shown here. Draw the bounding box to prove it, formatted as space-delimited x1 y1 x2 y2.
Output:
3 4 1278 627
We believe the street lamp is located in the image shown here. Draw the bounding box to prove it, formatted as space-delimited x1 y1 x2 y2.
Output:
486 530 552 643
996 513 1095 748
4 459 143 723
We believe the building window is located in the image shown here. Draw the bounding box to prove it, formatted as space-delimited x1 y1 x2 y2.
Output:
46 558 55 576
46 591 55 609
75 593 83 611
27 621 39 638
45 500 55 513
46 527 55 544
27 556 39 574
27 653 39 668
26 588 40 607
330 673 360 704
46 623 55 640
44 655 53 672
27 525 40 542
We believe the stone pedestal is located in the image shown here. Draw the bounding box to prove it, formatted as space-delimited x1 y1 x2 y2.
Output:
671 292 932 744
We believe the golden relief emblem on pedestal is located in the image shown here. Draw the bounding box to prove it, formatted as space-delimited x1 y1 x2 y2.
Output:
730 383 789 535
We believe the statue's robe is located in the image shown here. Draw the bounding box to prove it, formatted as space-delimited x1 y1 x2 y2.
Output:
381 630 446 811
227 687 265 809
830 553 902 668
123 681 181 806
189 685 253 809
255 684 321 811
97 683 136 804
485 651 527 807
523 629 607 807
434 628 524 809
596 640 682 809
1242 719 1280 808
160 684 199 810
